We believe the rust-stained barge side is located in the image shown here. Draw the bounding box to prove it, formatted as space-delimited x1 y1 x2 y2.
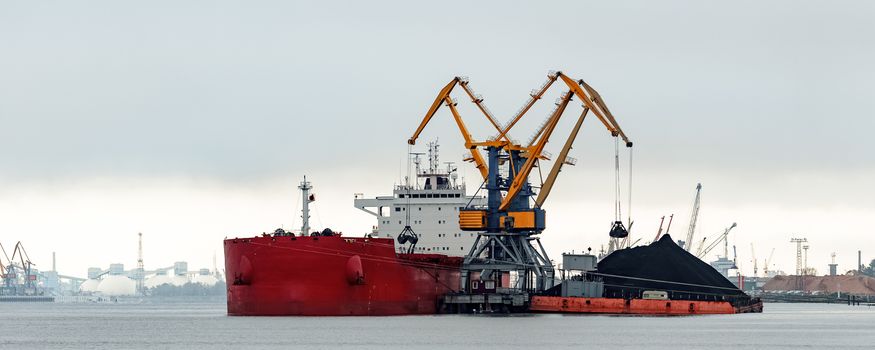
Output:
443 234 762 315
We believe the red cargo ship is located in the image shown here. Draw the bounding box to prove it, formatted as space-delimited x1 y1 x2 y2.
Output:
224 176 464 316
224 234 461 316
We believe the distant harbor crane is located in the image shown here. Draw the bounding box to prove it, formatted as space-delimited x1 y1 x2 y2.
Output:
681 183 702 251
764 248 775 277
790 237 808 290
695 222 737 259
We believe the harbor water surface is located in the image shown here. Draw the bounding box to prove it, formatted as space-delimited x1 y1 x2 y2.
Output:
2 302 873 349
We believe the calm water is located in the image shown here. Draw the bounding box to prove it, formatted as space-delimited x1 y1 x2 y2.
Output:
2 301 874 349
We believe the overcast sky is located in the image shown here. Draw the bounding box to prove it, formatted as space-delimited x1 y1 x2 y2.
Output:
1 1 873 278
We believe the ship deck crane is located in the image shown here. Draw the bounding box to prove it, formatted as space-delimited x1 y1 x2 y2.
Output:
409 71 632 295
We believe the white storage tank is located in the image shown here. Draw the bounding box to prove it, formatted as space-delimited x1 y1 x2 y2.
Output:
144 273 174 288
96 275 136 296
79 279 101 292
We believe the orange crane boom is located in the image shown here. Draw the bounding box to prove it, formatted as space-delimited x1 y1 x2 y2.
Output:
408 77 519 180
534 107 588 208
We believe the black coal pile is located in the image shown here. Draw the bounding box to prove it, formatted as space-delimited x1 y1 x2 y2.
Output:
595 234 751 304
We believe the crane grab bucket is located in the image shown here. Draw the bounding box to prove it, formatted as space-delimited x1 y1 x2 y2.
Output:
609 220 629 238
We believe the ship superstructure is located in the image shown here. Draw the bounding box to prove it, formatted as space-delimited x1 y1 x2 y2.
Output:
354 141 485 256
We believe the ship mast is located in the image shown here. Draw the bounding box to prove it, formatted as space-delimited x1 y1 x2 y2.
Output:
299 176 313 235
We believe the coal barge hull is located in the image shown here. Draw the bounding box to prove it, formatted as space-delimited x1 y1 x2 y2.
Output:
524 234 763 315
224 235 461 316
530 296 761 315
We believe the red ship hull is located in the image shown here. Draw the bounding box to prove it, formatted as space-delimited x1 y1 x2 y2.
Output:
529 296 762 315
224 235 462 316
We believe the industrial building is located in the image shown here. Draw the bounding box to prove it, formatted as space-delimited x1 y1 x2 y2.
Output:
1 234 223 300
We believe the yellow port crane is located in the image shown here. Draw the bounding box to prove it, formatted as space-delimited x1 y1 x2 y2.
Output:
408 71 631 216
407 71 632 293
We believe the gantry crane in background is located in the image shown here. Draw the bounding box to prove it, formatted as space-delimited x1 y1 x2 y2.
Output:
1 241 38 295
790 237 808 290
408 71 632 295
763 247 775 277
0 242 10 289
681 183 702 251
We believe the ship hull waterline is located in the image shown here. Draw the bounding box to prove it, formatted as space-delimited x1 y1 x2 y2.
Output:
529 295 762 315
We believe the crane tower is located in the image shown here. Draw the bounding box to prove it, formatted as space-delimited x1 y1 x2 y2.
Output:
790 237 807 290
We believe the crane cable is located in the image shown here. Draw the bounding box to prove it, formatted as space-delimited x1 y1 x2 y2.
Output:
627 144 633 227
398 144 417 253
613 136 622 222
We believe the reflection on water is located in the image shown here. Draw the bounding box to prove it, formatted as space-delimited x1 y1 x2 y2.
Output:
2 302 874 349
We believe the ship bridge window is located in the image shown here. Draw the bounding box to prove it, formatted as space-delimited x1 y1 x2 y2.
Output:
395 207 401 212
427 194 433 198
398 194 405 198
440 194 448 198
